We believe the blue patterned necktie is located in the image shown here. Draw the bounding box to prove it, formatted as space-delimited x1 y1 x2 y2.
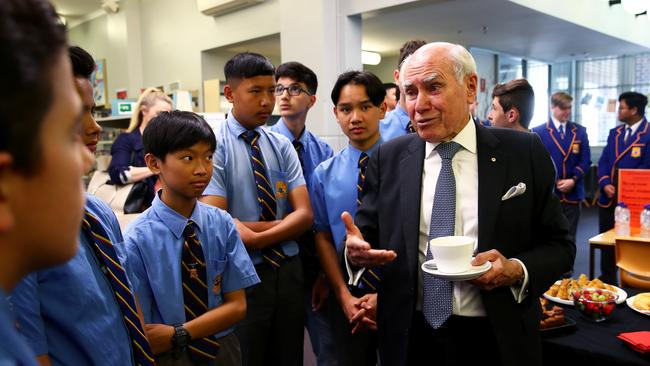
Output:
559 125 565 140
181 221 221 362
241 130 286 267
81 211 156 366
423 141 462 329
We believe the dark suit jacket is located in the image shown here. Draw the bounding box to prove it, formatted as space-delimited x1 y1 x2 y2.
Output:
354 123 575 366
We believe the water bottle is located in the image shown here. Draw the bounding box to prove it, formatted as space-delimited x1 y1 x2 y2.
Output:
640 204 650 239
614 202 630 236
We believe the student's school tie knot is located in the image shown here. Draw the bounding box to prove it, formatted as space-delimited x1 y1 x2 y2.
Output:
241 130 260 146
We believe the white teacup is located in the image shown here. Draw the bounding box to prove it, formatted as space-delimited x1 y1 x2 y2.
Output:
428 236 475 273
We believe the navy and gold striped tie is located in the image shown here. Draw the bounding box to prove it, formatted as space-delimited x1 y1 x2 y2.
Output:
181 221 221 362
241 130 286 267
406 121 416 133
355 152 381 292
81 211 156 366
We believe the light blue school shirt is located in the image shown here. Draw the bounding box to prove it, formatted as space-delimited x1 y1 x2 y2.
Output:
310 139 382 251
204 112 306 264
379 104 410 142
1 289 38 366
270 118 334 194
9 194 135 366
124 193 260 339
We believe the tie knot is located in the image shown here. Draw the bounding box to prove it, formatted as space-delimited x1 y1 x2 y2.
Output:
358 152 369 169
292 140 303 151
241 130 259 145
559 125 564 133
183 220 197 238
435 141 462 160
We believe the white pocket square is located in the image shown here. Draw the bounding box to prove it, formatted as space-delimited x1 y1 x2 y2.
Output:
501 182 526 201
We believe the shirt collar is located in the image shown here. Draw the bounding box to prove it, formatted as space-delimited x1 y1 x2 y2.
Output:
275 118 308 143
348 137 383 161
550 116 567 131
395 104 409 127
151 191 204 239
425 115 476 159
627 117 644 135
227 109 265 137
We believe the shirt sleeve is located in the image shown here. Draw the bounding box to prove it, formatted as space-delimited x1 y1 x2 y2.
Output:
203 137 228 198
508 258 530 303
9 274 48 356
221 213 260 293
123 232 154 321
310 168 331 234
108 133 133 184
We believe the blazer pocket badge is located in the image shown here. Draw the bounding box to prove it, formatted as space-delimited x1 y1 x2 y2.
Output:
501 182 526 201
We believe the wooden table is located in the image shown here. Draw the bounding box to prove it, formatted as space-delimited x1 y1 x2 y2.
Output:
588 228 640 278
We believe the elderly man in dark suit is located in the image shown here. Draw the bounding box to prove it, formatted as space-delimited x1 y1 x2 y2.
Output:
343 42 575 366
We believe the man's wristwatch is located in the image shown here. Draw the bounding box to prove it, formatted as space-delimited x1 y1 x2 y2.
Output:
171 324 191 350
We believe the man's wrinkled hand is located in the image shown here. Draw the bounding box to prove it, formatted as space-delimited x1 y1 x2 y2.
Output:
469 249 523 291
342 212 396 268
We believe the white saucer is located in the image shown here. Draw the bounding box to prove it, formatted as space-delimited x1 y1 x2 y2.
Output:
421 259 492 281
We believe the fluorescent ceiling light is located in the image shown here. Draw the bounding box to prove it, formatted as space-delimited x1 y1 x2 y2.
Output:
621 0 648 15
362 51 381 65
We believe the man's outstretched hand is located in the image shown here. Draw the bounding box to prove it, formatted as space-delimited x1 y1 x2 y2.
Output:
343 211 396 268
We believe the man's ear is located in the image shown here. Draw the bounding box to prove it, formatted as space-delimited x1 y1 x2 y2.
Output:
466 74 478 104
0 152 15 233
393 69 400 84
145 153 161 175
379 101 388 119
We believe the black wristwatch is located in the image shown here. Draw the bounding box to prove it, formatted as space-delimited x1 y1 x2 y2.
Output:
171 324 191 350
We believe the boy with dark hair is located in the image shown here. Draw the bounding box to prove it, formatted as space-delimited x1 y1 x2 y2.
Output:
125 111 259 366
0 1 92 364
379 39 427 141
201 52 313 366
383 82 398 112
311 70 386 366
488 78 535 131
597 91 650 284
11 45 156 366
533 91 591 256
270 61 335 365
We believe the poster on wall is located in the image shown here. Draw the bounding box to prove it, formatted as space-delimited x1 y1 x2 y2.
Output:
92 59 107 108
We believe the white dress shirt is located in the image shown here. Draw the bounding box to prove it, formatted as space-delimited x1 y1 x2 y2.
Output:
551 116 567 136
625 117 644 140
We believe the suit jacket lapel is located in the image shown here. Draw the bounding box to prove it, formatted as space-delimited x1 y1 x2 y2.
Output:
476 125 506 252
400 136 425 281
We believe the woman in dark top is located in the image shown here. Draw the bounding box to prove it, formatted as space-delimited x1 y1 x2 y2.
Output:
108 87 171 209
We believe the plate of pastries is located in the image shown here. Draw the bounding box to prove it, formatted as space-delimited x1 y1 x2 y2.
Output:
539 298 575 334
544 274 627 306
626 293 650 316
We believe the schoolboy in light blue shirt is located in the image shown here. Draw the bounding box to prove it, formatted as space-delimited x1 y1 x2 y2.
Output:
270 62 335 366
379 39 426 142
0 1 95 364
11 45 154 366
201 53 313 366
311 71 386 366
125 111 259 366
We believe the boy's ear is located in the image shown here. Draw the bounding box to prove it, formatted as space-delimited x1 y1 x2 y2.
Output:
379 100 388 119
224 83 235 103
0 152 16 233
144 153 161 175
307 94 316 109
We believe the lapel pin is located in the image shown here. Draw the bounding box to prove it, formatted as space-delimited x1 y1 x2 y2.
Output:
491 157 497 162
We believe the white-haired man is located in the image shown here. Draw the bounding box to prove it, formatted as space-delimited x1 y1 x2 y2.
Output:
343 42 574 366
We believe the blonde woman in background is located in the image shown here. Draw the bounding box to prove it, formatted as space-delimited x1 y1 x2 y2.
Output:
108 87 172 210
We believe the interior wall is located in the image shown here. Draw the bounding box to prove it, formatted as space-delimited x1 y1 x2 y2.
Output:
68 0 281 103
364 55 399 83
